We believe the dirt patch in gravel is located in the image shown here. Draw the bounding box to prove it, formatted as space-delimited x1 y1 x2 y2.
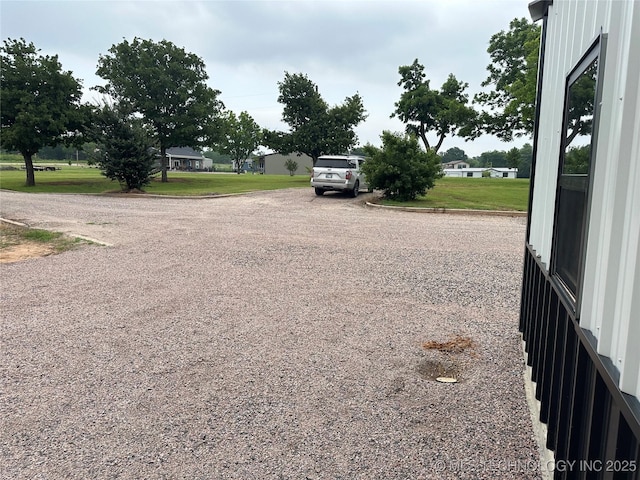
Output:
423 335 476 354
417 335 478 382
0 241 56 263
0 221 87 263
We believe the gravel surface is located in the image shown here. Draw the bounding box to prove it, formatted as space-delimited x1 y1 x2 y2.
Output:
1 188 543 479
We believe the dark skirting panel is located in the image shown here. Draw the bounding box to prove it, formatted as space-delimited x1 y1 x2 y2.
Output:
520 243 640 480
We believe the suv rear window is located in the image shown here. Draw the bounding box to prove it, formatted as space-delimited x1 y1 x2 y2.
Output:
315 158 353 168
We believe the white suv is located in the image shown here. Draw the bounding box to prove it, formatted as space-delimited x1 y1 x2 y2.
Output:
310 155 370 197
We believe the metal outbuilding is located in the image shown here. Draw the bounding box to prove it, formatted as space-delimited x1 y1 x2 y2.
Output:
520 0 640 475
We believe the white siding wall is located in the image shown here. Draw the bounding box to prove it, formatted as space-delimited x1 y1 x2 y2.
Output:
529 0 640 398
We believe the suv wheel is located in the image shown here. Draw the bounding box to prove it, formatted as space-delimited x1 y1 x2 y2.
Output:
314 187 325 196
350 181 359 198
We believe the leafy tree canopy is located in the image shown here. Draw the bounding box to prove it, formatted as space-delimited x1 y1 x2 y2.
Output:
362 131 443 201
474 18 541 141
203 149 232 164
516 143 533 178
439 146 468 163
90 103 157 192
263 72 366 164
475 150 508 168
506 147 521 169
216 110 262 173
1 38 87 186
564 145 590 175
392 59 476 154
95 37 223 182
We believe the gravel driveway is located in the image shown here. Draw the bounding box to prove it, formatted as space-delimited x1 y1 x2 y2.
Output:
1 188 542 479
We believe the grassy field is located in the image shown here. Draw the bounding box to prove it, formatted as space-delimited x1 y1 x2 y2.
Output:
0 166 530 210
0 166 309 195
380 177 530 211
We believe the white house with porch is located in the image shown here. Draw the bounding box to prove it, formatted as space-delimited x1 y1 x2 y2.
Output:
163 147 212 171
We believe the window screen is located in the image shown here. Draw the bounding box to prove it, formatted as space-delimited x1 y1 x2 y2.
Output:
551 36 605 313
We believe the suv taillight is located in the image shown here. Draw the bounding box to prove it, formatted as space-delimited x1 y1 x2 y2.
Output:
345 170 352 180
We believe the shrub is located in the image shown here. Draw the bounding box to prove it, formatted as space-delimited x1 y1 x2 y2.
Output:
92 104 156 192
284 159 298 176
362 131 443 201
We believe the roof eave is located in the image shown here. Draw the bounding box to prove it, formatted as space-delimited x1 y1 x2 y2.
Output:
529 0 553 22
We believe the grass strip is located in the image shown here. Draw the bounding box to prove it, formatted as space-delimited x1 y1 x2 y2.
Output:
0 222 90 254
379 177 530 211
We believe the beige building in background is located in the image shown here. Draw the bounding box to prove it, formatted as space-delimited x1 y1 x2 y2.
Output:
257 153 313 175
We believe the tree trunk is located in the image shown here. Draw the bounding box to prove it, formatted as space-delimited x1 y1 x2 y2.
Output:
161 145 168 183
434 133 446 154
418 125 431 152
23 151 36 187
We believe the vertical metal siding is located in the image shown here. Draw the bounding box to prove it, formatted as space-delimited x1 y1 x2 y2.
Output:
529 0 640 397
581 1 640 398
612 3 640 399
578 0 625 345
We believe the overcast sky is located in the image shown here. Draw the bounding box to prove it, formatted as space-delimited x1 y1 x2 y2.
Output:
1 0 533 157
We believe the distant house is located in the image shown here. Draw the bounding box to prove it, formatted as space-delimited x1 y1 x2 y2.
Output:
441 160 470 169
443 167 518 178
160 147 212 171
257 152 313 175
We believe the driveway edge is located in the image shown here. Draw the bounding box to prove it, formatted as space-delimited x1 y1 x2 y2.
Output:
365 201 527 217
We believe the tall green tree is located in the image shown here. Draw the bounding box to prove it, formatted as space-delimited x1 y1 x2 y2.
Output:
440 146 468 163
474 18 541 141
263 72 366 165
203 149 232 164
475 150 508 168
506 147 521 169
1 38 86 186
95 37 223 182
516 143 533 178
216 111 262 174
362 131 442 201
90 103 157 192
392 59 476 154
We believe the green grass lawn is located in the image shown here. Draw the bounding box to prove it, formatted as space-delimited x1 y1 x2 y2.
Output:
380 177 530 211
0 166 309 195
